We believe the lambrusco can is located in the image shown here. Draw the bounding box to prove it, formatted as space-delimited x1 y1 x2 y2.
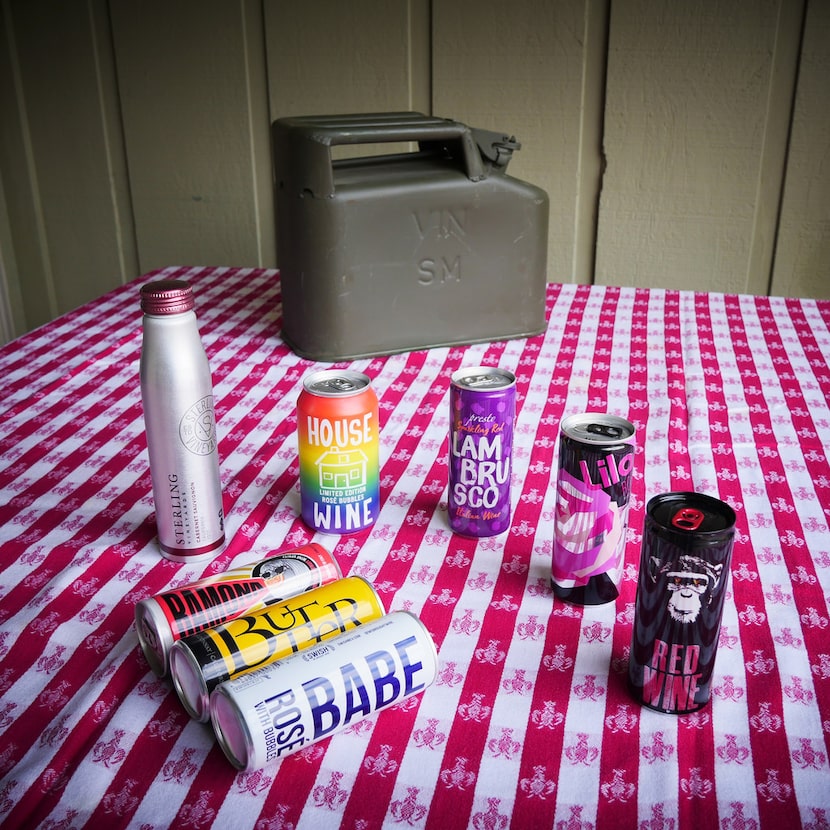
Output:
552 413 636 604
169 576 385 721
629 492 736 714
140 280 225 562
210 611 438 770
135 543 340 675
298 370 380 534
448 366 516 536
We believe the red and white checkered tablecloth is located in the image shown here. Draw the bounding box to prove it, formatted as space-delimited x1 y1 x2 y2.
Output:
1 266 829 829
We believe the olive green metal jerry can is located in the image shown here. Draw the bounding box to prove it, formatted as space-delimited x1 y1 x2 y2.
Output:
272 112 549 361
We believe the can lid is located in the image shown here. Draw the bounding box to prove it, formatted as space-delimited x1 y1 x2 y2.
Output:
451 366 516 391
648 492 736 539
211 686 253 770
560 413 636 445
134 599 173 677
170 642 211 722
140 280 195 315
303 369 372 397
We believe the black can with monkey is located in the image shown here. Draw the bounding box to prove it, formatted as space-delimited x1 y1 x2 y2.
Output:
628 492 736 714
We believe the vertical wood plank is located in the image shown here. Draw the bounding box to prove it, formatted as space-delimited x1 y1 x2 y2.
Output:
0 0 49 335
265 0 430 117
596 0 794 294
0 0 136 328
264 0 431 249
0 170 24 344
745 0 805 296
110 0 273 273
771 0 830 300
242 0 276 266
432 0 603 284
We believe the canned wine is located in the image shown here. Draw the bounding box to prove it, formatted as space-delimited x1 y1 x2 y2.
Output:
448 366 516 536
629 492 736 714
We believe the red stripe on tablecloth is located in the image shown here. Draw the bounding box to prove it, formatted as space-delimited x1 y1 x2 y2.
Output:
422 348 549 829
324 332 504 830
592 287 645 829
663 289 694 487
6 438 312 828
334 339 516 830
369 348 471 594
0 272 290 663
166 344 463 827
399 287 568 829
585 284 618 408
0 267 271 547
0 267 199 415
667 294 722 825
0 268 307 825
20 682 191 829
695 293 801 826
0 433 155 670
734 295 830 793
72 390 319 828
784 297 830 401
0 521 152 727
0 289 137 398
0 582 173 828
0 367 143 526
76 697 214 829
778 298 830 775
507 284 594 828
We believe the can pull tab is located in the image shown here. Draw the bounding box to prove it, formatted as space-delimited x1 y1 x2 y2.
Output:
587 422 623 440
324 377 357 393
672 508 705 531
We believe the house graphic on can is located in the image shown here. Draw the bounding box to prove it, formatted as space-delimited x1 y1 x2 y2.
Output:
316 446 368 491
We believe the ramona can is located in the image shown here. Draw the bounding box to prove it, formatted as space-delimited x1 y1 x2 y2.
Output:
448 366 515 536
552 413 636 605
629 492 736 714
210 611 438 770
134 543 340 675
169 576 385 722
298 370 380 534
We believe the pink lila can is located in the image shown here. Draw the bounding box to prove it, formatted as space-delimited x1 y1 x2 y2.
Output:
448 366 516 536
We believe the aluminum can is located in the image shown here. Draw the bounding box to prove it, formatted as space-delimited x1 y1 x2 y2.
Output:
629 492 736 714
170 576 384 721
210 611 437 770
448 366 516 536
135 543 340 675
140 280 225 562
297 370 380 534
552 413 636 604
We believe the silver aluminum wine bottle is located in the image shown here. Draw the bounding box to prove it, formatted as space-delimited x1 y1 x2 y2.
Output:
140 280 225 562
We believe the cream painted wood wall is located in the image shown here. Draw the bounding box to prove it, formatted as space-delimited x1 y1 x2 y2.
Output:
0 0 827 345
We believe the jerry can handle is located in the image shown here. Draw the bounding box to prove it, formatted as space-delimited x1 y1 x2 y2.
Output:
274 113 487 198
324 119 485 181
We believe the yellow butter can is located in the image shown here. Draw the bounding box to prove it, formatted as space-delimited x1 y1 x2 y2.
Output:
169 575 384 721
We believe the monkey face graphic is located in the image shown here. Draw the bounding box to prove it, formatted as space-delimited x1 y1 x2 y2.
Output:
650 554 723 625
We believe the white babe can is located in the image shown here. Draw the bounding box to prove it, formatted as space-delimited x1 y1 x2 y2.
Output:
209 611 437 770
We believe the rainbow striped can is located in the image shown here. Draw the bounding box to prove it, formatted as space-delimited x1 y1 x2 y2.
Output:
298 370 380 534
